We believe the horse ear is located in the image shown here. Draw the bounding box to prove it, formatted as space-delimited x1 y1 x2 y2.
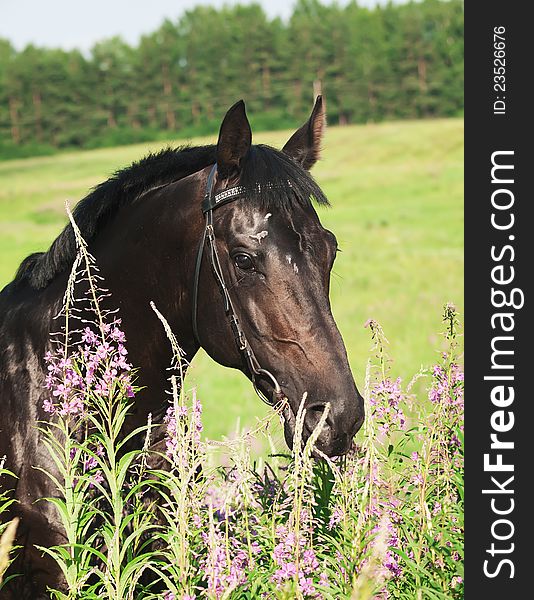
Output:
216 100 252 179
282 95 326 170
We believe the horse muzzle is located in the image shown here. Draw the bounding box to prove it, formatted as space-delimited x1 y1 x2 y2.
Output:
282 392 365 458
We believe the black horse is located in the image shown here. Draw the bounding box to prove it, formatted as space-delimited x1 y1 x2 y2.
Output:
0 97 364 596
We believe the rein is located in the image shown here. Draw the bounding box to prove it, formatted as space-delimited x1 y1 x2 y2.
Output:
192 164 284 407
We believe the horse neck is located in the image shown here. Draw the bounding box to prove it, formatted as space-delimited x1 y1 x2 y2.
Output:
85 173 206 414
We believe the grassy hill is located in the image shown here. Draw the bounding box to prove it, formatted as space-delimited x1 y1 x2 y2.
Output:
0 118 463 442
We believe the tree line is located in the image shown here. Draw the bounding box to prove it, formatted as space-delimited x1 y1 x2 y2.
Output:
0 0 463 157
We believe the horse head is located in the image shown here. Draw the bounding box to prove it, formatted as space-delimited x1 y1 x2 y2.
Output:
192 98 364 456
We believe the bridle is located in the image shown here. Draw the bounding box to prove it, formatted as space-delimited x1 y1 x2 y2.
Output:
191 164 284 407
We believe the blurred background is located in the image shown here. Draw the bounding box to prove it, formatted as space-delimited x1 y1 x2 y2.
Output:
0 0 463 444
0 0 463 157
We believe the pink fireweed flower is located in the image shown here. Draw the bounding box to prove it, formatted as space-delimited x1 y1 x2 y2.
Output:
378 421 392 436
88 470 104 488
273 561 297 583
113 354 131 371
205 544 226 597
300 508 310 524
251 541 261 555
273 542 290 565
298 575 315 596
205 485 231 521
364 515 403 580
46 362 60 376
117 343 128 357
432 365 444 377
328 506 344 529
42 320 133 415
164 405 178 458
275 524 288 538
103 367 118 384
192 391 203 442
428 362 464 408
228 549 248 585
94 380 109 396
335 550 346 576
271 527 322 592
52 383 70 400
83 454 98 471
42 398 55 413
57 357 73 370
202 529 249 598
302 548 319 571
369 376 406 433
411 472 424 486
81 327 98 345
58 395 84 416
110 327 126 343
45 373 55 390
285 532 296 548
95 341 111 361
384 549 402 577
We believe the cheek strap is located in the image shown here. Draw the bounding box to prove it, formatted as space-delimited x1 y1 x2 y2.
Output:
192 164 284 406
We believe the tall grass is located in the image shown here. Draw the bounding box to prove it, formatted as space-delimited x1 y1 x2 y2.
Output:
0 460 19 588
0 216 463 598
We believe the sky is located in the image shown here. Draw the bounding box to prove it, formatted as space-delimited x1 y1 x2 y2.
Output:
0 0 383 53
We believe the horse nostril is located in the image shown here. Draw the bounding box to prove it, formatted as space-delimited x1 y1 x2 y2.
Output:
303 403 331 434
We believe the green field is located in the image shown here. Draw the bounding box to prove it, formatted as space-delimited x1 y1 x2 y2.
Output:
0 118 463 442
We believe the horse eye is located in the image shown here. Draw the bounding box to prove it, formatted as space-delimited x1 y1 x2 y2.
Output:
234 253 254 270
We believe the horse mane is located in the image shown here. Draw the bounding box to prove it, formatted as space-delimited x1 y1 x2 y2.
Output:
14 143 329 290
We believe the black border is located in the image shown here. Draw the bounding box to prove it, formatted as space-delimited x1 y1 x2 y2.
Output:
465 2 530 595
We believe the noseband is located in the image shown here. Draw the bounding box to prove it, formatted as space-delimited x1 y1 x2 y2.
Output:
192 164 284 407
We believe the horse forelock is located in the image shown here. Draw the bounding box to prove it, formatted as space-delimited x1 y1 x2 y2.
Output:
239 144 329 213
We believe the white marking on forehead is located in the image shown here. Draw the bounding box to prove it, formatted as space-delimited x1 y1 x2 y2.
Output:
249 230 268 243
293 263 299 274
285 254 292 264
264 213 272 220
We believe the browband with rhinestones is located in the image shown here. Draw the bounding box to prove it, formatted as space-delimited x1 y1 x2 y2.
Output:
202 180 293 213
